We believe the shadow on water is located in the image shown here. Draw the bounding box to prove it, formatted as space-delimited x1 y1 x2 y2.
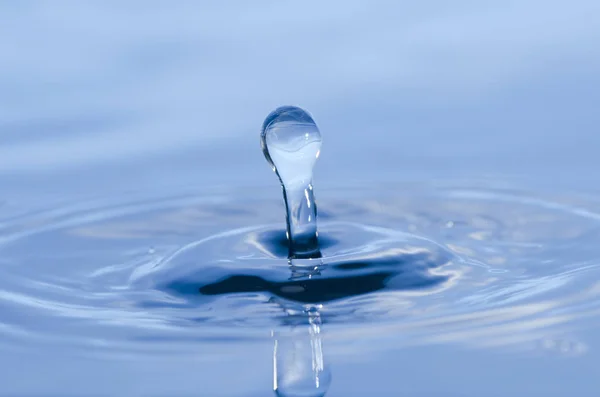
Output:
160 231 452 305
199 272 390 303
198 257 447 303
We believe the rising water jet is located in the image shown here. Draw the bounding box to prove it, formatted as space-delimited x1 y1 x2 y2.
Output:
261 106 322 261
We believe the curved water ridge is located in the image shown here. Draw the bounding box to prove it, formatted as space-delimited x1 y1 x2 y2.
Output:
0 183 600 358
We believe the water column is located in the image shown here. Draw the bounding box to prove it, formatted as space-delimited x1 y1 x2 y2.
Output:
261 106 322 260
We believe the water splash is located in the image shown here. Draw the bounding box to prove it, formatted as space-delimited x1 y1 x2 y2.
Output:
261 106 322 260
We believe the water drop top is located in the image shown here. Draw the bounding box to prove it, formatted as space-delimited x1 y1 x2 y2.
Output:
261 106 322 189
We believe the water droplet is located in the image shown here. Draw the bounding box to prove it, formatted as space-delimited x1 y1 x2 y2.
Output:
273 318 331 397
261 106 322 260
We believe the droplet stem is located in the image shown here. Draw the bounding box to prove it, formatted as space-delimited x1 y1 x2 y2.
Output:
282 182 320 259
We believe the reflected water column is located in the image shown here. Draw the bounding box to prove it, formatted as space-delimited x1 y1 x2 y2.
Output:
273 310 332 397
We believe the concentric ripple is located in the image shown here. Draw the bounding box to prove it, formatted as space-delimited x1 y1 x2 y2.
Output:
131 222 455 310
1 182 600 358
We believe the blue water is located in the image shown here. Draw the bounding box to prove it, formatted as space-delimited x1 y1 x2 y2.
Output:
2 2 600 396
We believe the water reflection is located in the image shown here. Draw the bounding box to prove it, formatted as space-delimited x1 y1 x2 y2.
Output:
273 307 331 397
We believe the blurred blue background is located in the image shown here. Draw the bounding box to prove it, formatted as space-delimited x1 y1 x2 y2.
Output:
2 1 599 197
